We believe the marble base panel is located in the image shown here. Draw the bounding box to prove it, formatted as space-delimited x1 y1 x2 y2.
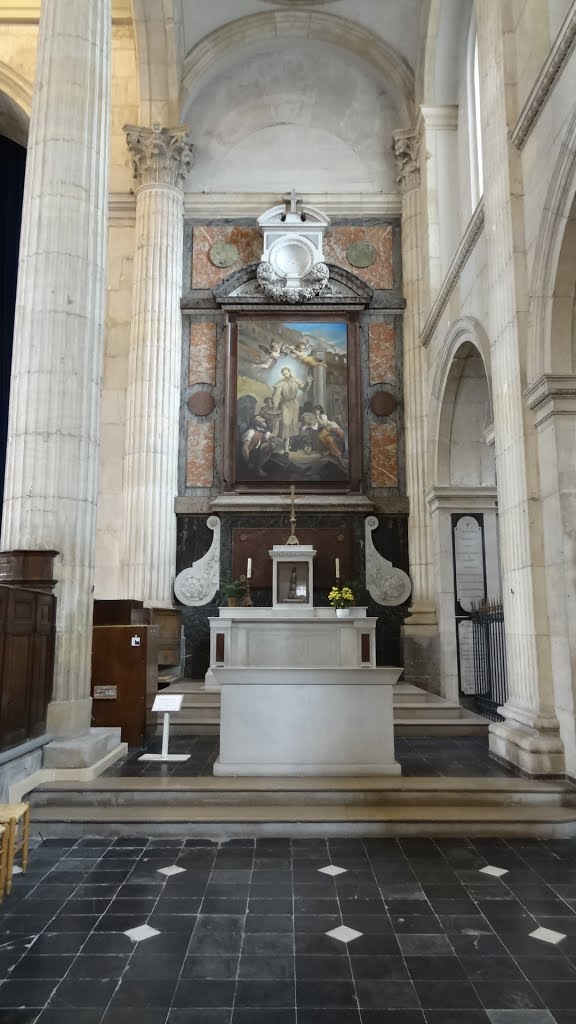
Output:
213 666 402 776
489 718 566 776
43 726 123 769
0 746 44 802
401 618 441 695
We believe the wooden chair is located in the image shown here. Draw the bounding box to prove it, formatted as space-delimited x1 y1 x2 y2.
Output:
0 825 7 903
0 803 30 896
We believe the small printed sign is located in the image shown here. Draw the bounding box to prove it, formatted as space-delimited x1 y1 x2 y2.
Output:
152 693 184 713
93 685 117 700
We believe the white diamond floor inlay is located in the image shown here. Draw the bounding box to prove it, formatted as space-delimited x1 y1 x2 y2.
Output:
326 925 363 944
479 865 509 877
124 924 161 942
157 865 186 877
11 865 23 874
529 926 566 945
318 865 347 877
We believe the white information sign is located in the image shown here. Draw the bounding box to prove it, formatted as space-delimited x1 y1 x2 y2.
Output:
152 693 184 713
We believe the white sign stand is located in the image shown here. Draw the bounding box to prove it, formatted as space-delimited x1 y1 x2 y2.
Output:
138 694 191 762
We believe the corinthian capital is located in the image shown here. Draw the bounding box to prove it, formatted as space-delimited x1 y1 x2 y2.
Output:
123 123 194 189
392 128 421 192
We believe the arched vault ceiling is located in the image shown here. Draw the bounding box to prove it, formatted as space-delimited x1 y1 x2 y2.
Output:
181 0 422 72
181 8 416 127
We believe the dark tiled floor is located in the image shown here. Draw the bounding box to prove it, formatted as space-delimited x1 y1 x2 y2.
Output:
2 835 576 1021
101 735 520 779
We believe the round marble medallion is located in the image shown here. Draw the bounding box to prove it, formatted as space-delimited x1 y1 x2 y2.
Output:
188 391 216 417
346 241 376 269
370 391 397 417
209 240 239 268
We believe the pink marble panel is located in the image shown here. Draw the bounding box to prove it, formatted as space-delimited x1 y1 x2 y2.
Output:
370 422 398 488
186 421 215 488
189 322 217 386
192 226 261 288
369 322 396 385
324 226 393 289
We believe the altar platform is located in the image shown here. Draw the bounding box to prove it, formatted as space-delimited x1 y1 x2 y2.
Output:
24 739 576 837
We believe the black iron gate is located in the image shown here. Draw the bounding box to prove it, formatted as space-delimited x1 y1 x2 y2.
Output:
469 598 508 721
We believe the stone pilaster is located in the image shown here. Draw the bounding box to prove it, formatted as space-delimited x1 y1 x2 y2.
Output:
121 124 193 606
1 0 121 764
526 375 576 776
393 128 439 692
475 0 564 774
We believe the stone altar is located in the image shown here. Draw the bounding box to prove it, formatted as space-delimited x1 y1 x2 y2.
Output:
208 607 402 776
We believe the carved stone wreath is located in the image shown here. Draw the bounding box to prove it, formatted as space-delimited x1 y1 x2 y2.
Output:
257 260 329 302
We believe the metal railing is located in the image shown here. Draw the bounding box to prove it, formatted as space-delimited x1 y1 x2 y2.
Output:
469 598 508 721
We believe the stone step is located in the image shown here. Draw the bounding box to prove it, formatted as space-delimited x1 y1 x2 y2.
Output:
158 681 488 737
30 781 570 809
28 800 576 839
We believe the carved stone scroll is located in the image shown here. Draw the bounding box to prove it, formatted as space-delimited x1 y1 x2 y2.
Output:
365 515 412 606
174 516 220 606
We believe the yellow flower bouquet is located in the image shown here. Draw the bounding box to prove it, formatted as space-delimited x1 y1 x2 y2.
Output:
328 584 355 609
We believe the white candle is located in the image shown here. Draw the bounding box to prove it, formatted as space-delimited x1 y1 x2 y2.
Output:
247 558 252 579
335 557 340 579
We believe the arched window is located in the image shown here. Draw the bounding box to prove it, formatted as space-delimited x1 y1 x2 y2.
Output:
467 20 484 207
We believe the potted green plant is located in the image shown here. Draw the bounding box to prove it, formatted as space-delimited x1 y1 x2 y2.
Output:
219 574 248 607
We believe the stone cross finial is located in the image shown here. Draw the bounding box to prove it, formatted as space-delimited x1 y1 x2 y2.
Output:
283 188 303 215
285 484 300 545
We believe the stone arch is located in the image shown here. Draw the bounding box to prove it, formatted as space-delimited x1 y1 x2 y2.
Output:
181 10 415 127
429 317 493 485
528 105 576 383
418 0 473 106
0 63 32 146
130 0 182 124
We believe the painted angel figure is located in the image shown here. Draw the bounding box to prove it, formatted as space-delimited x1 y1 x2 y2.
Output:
256 339 283 369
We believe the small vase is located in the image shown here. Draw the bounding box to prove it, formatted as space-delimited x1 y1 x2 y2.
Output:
226 597 238 607
336 607 352 617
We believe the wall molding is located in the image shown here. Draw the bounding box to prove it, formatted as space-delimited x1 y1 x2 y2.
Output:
511 2 576 150
420 200 485 348
108 191 403 223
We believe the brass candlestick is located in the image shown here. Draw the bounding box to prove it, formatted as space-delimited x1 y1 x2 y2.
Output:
241 578 253 607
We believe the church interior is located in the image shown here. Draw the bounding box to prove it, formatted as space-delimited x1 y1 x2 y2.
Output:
1 0 576 1020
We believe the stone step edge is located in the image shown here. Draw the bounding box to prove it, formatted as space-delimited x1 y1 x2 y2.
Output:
29 803 576 823
32 776 569 793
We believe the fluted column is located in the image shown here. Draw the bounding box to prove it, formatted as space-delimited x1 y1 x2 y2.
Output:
1 0 115 751
476 0 563 773
121 124 193 606
393 128 439 691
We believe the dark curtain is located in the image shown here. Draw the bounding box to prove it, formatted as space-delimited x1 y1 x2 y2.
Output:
0 135 26 531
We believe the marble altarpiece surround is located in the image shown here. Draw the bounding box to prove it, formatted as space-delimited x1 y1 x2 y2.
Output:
175 205 411 676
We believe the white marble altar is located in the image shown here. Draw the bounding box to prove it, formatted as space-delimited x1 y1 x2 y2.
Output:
207 607 402 776
213 666 402 776
205 606 376 689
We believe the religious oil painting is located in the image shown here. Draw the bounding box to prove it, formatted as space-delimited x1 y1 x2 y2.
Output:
232 320 351 486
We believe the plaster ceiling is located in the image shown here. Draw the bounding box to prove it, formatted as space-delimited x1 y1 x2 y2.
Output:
181 0 423 71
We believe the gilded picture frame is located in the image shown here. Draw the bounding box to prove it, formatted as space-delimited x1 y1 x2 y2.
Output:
224 313 362 493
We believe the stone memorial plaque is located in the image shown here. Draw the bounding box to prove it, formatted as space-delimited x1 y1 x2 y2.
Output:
454 515 485 613
346 240 376 268
209 240 239 268
457 619 476 694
